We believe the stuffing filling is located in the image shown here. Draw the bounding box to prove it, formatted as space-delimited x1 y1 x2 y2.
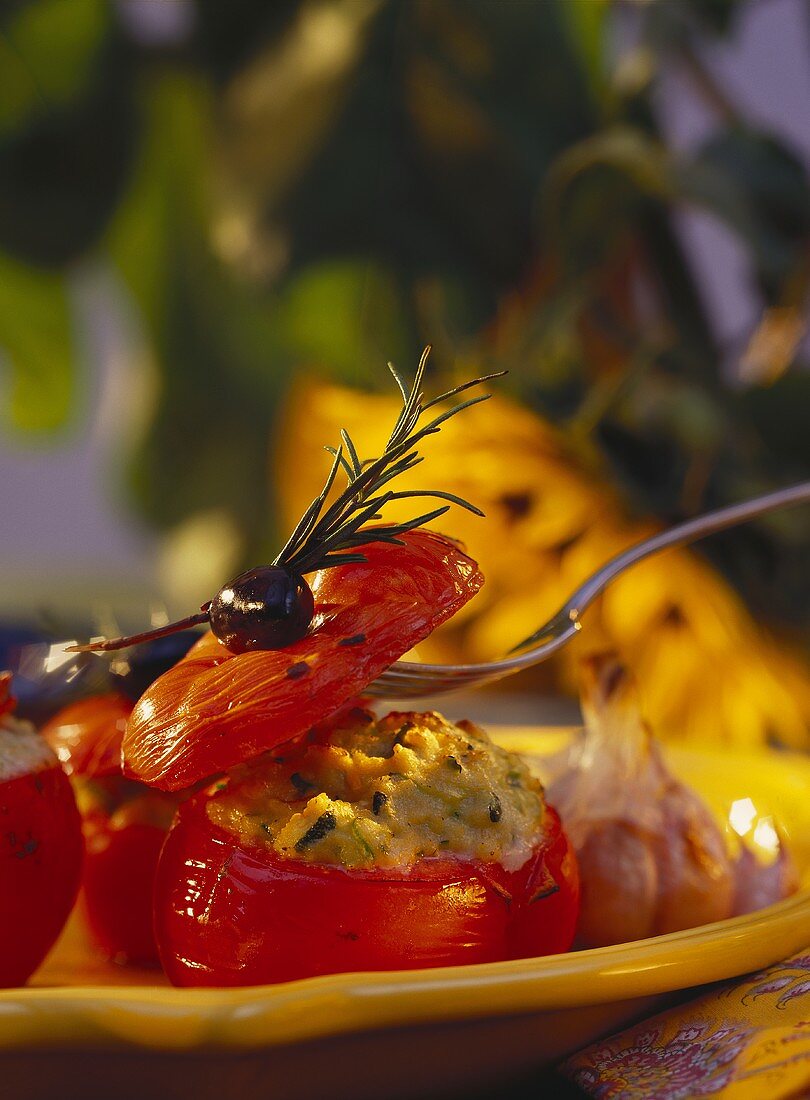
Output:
208 709 547 871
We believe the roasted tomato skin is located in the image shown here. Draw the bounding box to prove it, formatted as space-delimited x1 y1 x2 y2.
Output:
125 530 484 792
154 797 578 987
43 693 131 779
43 694 176 966
0 763 83 987
79 796 175 965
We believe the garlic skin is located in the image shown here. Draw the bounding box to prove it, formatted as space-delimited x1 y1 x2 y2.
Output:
731 835 799 917
548 655 735 949
573 820 658 948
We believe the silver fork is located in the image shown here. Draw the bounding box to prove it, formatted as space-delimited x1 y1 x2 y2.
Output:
367 480 810 698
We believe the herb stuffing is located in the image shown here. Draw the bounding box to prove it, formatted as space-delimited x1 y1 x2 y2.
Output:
206 709 547 872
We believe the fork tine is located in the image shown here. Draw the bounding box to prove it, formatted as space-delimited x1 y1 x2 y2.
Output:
365 482 810 700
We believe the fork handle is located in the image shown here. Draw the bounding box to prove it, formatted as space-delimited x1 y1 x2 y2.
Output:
517 481 810 652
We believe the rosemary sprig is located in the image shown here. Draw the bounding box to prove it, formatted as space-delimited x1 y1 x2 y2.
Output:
66 347 503 654
273 346 505 575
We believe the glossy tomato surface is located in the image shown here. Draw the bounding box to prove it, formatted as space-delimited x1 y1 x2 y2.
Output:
124 530 483 791
155 796 578 987
44 694 176 966
43 692 131 779
81 797 174 965
0 763 83 986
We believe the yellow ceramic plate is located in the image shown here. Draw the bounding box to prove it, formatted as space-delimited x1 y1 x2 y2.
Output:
4 730 810 1100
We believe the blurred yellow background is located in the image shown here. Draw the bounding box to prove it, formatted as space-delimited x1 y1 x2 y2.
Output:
0 0 807 745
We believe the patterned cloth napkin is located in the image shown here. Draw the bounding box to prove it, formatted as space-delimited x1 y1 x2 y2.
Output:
560 949 810 1099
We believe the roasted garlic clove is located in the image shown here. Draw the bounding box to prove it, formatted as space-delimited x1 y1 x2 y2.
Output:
548 654 736 948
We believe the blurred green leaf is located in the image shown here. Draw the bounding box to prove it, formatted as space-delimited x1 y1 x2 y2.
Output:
280 0 598 320
107 76 280 556
0 0 107 135
548 125 673 197
557 0 610 108
0 250 74 432
542 125 673 271
125 244 279 556
736 369 810 474
274 260 412 383
0 0 136 265
108 75 211 332
0 0 804 638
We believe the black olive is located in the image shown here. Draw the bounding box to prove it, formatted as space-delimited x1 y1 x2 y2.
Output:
209 566 314 653
109 630 201 702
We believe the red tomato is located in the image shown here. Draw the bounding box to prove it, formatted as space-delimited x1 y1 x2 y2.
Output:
43 694 176 966
43 692 130 779
124 530 483 791
81 793 175 965
155 795 578 987
0 678 83 986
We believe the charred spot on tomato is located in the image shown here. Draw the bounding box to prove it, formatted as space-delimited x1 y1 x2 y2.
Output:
290 772 314 795
530 882 561 903
286 662 310 680
338 633 366 647
13 836 40 860
481 874 513 906
529 863 562 903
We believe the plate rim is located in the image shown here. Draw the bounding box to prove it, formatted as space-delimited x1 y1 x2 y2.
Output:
3 733 809 1053
2 891 809 1051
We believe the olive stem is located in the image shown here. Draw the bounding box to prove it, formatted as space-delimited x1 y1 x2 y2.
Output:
66 611 210 653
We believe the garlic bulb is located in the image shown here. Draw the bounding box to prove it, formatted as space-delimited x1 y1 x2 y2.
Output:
548 655 736 948
731 832 799 917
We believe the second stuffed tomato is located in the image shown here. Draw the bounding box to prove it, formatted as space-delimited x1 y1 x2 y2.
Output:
155 708 579 986
43 693 180 965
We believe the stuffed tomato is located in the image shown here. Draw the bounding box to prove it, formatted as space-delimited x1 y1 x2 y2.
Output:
62 364 579 985
0 674 83 986
43 693 178 965
42 634 198 964
155 708 579 985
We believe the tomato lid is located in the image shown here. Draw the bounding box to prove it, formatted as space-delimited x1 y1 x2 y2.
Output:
123 529 483 790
